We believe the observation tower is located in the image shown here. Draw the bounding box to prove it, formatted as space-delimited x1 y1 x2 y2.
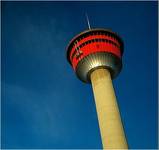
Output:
66 28 128 149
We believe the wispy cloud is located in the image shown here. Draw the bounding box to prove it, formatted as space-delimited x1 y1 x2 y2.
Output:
2 82 82 147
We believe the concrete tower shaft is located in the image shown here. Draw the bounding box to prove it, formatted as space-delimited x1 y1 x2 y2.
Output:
91 68 128 149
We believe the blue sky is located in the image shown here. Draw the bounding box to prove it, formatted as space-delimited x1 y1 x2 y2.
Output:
2 1 158 149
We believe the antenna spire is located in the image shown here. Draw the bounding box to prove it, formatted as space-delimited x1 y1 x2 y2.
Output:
85 13 91 30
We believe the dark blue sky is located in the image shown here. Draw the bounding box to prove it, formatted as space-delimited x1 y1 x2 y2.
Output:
2 1 158 149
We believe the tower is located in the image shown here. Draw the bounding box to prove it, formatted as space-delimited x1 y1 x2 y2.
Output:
66 28 128 149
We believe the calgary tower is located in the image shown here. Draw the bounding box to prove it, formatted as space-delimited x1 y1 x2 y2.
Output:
66 27 128 149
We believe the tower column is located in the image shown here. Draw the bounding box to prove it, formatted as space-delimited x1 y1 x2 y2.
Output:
90 68 128 149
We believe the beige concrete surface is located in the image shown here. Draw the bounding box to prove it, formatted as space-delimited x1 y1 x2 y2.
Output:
90 68 128 149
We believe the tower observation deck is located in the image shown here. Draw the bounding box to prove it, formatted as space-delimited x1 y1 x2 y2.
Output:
66 28 128 149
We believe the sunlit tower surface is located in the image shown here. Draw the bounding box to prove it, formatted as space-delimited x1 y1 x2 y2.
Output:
66 28 128 149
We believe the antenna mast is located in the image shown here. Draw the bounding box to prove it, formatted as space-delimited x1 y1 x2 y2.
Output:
85 13 91 30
